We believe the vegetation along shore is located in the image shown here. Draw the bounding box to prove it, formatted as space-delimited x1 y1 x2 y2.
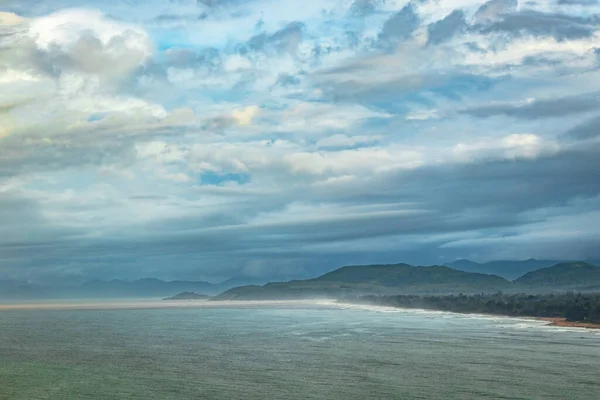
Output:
341 292 600 329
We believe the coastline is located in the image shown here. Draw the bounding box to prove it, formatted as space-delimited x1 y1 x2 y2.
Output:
2 299 599 329
536 317 600 330
337 300 600 330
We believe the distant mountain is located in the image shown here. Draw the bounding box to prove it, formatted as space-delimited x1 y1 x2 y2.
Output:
80 278 219 298
445 259 481 270
3 260 600 301
515 262 600 291
445 259 572 280
0 280 55 300
316 264 509 288
216 277 270 292
215 264 512 300
0 276 278 300
163 292 211 300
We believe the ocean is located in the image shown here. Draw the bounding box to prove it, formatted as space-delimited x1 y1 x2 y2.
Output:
0 300 598 399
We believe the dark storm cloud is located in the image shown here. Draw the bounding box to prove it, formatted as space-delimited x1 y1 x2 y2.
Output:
3 142 599 281
461 92 600 119
0 193 84 248
310 143 600 217
395 145 600 213
427 10 467 45
563 115 600 139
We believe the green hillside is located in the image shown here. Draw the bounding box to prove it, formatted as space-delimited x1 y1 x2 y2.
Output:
315 264 509 288
163 292 211 300
515 262 600 290
215 263 512 300
215 261 600 301
445 259 562 280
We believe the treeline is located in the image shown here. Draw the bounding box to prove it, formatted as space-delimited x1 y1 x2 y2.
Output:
342 292 600 323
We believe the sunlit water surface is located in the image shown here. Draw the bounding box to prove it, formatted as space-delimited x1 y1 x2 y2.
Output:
0 300 598 399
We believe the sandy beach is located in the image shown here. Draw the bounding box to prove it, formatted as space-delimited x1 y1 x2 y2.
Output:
536 317 600 330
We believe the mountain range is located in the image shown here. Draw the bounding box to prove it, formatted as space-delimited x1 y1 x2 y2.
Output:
215 261 600 300
0 277 269 300
514 262 600 291
444 259 600 280
163 292 211 300
1 260 600 301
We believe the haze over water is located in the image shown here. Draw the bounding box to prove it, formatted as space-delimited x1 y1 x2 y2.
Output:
1 301 598 399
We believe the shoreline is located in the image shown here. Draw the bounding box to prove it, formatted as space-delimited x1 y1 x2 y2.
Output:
536 317 600 330
336 300 600 330
1 299 599 329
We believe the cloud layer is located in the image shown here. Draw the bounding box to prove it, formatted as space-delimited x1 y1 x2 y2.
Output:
1 0 600 283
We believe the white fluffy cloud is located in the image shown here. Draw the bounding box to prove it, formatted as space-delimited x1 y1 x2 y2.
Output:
29 9 152 78
0 11 23 25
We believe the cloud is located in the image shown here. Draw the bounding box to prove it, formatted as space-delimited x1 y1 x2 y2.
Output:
427 10 466 45
283 146 422 176
1 0 600 282
316 68 494 112
316 134 381 149
563 115 600 140
378 3 420 44
0 111 15 139
452 134 558 162
0 188 84 247
231 105 260 125
247 21 305 55
461 92 600 119
9 141 600 280
474 0 518 24
0 11 24 25
28 9 152 79
1 140 599 282
202 105 260 130
478 10 599 40
347 0 380 17
557 0 598 5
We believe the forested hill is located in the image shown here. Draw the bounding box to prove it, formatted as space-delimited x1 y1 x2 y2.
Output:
215 264 512 300
515 262 600 290
163 292 210 300
445 259 559 280
215 262 600 300
3 261 599 301
314 264 509 288
343 293 600 324
445 259 600 280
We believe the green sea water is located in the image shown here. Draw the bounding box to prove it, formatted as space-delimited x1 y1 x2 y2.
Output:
0 301 599 399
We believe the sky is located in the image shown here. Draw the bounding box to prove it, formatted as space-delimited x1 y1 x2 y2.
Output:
1 0 600 284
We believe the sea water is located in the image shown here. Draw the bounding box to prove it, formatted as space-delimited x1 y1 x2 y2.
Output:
0 300 598 399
